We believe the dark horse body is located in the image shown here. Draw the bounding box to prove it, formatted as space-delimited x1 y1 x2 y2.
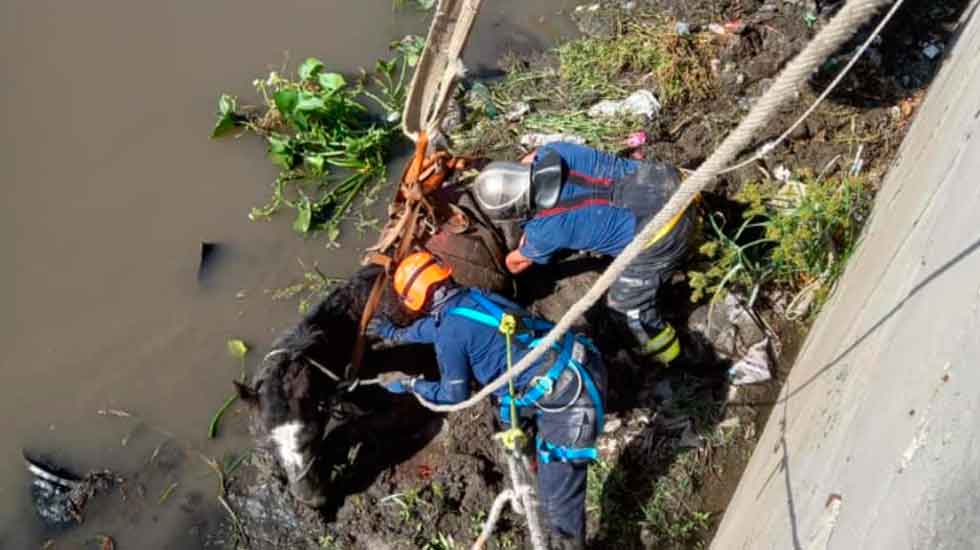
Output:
235 195 516 509
236 266 442 509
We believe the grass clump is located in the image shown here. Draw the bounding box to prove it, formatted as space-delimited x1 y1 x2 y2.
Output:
557 34 661 100
451 15 717 157
688 173 874 313
639 453 713 548
211 54 410 244
557 21 716 106
589 447 714 549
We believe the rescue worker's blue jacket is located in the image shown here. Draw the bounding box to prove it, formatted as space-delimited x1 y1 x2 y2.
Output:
520 142 641 264
370 289 549 404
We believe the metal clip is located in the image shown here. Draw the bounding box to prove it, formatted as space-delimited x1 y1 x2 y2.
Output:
529 376 554 396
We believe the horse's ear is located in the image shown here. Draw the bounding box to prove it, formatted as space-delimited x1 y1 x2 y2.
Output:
234 381 259 408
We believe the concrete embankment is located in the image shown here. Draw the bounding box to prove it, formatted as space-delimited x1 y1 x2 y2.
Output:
710 3 980 549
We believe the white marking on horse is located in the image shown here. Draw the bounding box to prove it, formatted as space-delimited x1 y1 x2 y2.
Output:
271 421 305 472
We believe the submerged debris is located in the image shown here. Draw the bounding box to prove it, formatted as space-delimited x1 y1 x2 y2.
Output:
25 452 117 528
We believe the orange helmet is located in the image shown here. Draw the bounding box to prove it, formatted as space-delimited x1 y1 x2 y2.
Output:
393 252 453 311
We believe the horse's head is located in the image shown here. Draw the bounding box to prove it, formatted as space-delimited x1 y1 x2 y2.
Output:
235 324 342 507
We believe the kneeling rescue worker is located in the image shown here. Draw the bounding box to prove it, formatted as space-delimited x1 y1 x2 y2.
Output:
473 141 695 365
368 251 607 549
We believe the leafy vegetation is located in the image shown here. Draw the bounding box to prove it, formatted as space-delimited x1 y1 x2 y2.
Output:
688 174 873 313
451 15 717 157
268 260 345 314
209 338 251 439
212 53 411 243
638 452 713 548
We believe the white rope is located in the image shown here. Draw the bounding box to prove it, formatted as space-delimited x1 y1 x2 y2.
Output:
717 0 906 175
472 489 516 550
411 0 896 414
472 451 548 550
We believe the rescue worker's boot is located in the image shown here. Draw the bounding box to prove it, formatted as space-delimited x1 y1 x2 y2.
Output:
637 322 682 366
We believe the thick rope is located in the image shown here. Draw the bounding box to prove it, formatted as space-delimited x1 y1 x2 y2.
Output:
471 452 547 550
412 0 895 414
717 0 906 175
472 489 515 550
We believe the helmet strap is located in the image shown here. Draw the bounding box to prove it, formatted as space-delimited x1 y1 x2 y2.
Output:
429 281 460 312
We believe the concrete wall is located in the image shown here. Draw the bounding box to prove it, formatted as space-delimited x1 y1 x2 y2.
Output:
710 4 980 550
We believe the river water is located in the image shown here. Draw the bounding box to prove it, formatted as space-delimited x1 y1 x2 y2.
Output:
1 1 576 547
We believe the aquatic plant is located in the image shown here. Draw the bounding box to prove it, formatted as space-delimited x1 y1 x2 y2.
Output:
212 53 410 243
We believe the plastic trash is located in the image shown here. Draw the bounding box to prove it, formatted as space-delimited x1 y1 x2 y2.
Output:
728 339 772 385
587 90 661 120
624 131 648 148
520 133 586 148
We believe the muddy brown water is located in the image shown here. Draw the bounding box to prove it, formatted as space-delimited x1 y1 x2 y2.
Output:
0 1 578 547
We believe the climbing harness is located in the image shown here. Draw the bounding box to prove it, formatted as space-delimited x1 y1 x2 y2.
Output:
532 168 696 251
447 290 605 464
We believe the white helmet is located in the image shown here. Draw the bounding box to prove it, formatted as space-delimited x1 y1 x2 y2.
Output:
473 150 566 221
472 161 532 221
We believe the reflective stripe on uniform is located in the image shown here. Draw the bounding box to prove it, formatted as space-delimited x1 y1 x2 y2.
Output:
641 323 681 364
642 200 695 249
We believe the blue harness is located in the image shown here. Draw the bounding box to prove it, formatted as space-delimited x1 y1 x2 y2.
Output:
448 290 605 464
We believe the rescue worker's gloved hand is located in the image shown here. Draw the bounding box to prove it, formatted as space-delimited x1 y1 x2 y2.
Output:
366 315 396 340
378 371 415 394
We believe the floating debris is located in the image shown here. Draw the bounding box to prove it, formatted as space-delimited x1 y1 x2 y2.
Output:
25 451 116 528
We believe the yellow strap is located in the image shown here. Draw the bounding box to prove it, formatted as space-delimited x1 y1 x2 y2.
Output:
498 314 525 451
643 194 700 249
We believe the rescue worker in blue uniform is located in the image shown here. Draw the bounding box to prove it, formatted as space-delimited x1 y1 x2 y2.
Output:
368 251 607 549
472 142 695 365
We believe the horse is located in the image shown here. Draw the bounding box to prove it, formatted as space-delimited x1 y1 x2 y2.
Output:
234 266 441 508
234 202 514 508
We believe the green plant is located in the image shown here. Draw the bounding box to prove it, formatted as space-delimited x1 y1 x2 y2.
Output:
318 535 341 550
639 453 712 548
450 17 717 157
212 53 409 244
422 533 458 550
689 174 872 313
269 260 345 314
